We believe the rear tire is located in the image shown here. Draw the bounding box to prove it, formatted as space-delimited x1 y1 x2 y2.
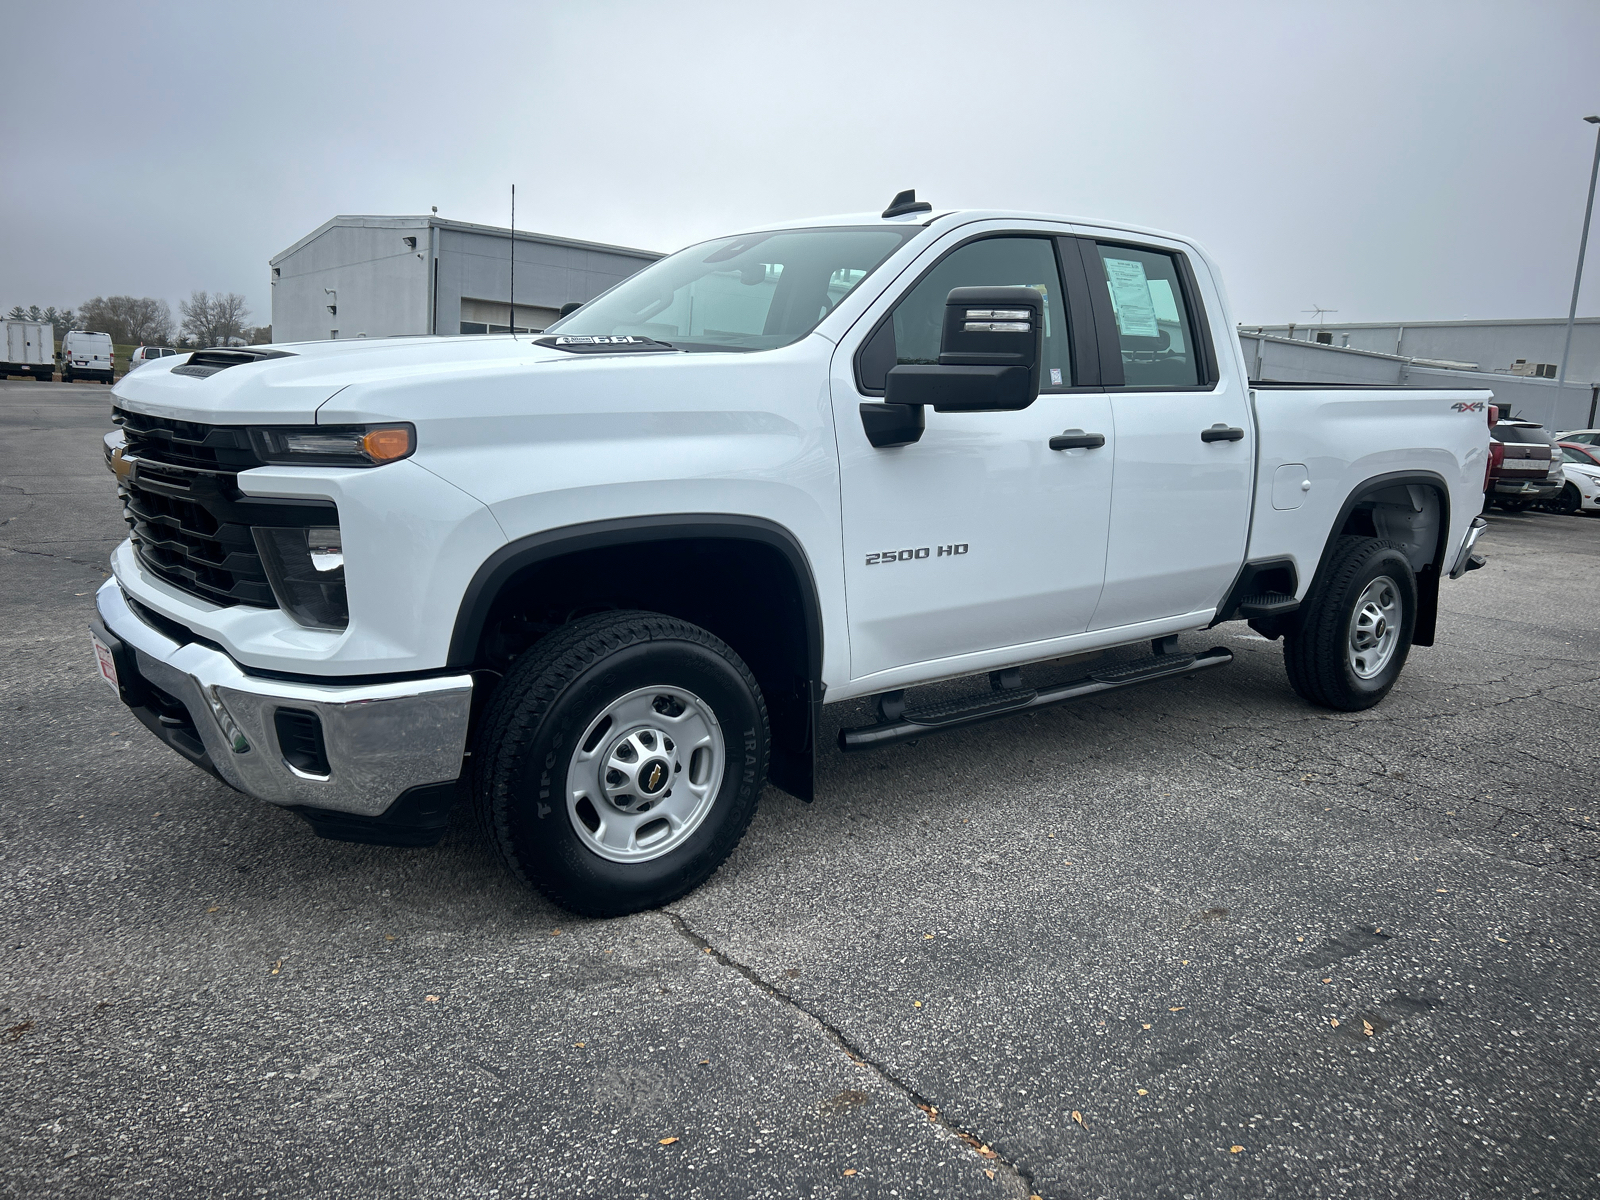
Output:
473 610 769 917
1497 498 1529 513
1283 536 1416 712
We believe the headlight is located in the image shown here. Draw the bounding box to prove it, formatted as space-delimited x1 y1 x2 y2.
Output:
249 424 414 467
253 525 348 629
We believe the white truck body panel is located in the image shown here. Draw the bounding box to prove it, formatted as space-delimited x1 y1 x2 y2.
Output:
102 207 1493 708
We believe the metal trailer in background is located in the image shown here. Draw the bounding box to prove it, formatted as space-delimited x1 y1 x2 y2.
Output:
1 321 55 381
1238 329 1600 433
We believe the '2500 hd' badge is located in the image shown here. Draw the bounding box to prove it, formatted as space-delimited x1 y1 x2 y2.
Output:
866 544 968 565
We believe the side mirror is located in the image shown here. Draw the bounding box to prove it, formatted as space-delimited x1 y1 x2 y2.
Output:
857 286 1045 449
886 286 1043 413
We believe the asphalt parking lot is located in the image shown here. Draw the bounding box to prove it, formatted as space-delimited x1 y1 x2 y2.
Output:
2 376 1598 1200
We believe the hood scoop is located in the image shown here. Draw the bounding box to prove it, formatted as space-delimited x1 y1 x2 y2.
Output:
533 335 677 355
171 348 295 379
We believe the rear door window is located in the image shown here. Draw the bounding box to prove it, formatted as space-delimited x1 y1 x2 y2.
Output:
1092 243 1202 388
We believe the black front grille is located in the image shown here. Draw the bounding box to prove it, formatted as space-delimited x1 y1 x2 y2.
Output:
113 409 336 609
114 407 263 471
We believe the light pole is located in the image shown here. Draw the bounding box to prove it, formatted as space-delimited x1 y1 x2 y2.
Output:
1557 116 1600 388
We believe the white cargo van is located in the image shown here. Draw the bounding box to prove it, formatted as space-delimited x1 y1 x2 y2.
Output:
2 321 55 381
61 330 115 384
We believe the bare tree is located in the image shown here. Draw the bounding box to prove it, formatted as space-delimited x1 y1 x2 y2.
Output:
125 298 174 345
180 291 252 347
212 293 250 344
78 296 174 345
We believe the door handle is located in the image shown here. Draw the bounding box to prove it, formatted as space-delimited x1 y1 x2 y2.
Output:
1201 424 1245 443
1049 429 1106 451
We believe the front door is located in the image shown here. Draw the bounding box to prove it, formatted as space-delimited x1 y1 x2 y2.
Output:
830 231 1115 685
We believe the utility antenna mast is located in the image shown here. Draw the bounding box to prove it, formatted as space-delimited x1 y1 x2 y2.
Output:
1302 305 1338 325
509 184 516 341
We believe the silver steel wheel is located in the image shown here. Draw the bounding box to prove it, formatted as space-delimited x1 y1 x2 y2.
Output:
565 685 724 864
1347 575 1402 680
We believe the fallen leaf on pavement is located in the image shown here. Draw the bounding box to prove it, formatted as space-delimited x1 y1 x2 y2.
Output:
985 1169 995 1178
1071 1111 1086 1129
1362 1020 1375 1037
1329 1018 1339 1027
425 995 439 1003
1169 1007 1184 1012
270 961 281 976
1137 1089 1149 1096
1230 1145 1244 1153
913 1001 922 1008
842 1168 856 1176
658 1137 678 1145
1141 1023 1151 1030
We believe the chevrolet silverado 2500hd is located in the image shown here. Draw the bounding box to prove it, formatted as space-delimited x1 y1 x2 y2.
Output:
92 193 1492 916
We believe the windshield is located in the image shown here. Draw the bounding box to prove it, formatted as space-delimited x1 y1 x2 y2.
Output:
545 227 917 352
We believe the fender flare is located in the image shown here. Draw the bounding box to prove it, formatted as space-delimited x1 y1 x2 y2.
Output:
448 513 824 674
1308 469 1453 648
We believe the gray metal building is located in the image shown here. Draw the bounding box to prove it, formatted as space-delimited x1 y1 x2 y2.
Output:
269 216 661 343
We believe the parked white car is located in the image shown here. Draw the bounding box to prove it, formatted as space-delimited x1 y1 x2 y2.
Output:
93 195 1495 916
1556 428 1600 448
128 346 182 372
1552 444 1600 515
61 330 115 383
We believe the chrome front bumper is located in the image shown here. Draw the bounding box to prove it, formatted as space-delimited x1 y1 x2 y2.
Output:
95 580 473 817
1448 515 1489 579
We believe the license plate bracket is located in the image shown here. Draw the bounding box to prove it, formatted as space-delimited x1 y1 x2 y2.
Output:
91 630 120 694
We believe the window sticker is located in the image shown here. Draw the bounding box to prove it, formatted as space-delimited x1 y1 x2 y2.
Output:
1049 367 1063 386
1103 257 1159 337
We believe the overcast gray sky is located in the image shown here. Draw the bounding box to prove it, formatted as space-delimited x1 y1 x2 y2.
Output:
3 0 1598 330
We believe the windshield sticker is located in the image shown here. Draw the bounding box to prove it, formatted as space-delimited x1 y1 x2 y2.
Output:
1103 258 1159 337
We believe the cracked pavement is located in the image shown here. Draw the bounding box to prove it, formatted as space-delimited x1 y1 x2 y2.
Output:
2 378 1598 1198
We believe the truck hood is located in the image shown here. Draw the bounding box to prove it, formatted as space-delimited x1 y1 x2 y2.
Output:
110 335 581 424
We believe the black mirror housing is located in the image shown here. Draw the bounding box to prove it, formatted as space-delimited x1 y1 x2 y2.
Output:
884 286 1043 413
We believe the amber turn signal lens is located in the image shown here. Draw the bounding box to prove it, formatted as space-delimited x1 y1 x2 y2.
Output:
362 426 412 461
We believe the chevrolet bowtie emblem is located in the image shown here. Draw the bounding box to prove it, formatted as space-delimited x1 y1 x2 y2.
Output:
647 764 663 790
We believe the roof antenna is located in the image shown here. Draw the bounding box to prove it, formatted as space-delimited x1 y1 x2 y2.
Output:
882 189 933 219
509 184 517 341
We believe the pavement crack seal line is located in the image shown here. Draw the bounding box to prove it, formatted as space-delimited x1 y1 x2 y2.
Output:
664 910 1038 1196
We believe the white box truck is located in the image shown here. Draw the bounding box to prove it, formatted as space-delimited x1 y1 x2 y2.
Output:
2 321 55 382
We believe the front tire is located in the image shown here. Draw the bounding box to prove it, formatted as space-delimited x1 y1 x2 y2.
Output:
1283 536 1417 712
473 610 769 917
1551 483 1581 516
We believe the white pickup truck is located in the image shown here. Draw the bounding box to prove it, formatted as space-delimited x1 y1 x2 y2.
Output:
93 193 1492 915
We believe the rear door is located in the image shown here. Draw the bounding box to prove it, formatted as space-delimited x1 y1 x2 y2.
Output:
1069 232 1254 629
